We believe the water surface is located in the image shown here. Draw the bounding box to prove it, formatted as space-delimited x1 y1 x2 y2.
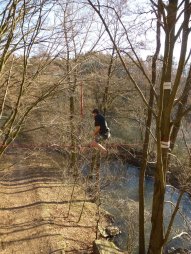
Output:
97 161 191 252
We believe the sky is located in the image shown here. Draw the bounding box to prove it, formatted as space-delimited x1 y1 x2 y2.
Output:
1 0 189 65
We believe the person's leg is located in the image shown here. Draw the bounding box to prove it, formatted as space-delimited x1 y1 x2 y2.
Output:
79 144 90 153
90 140 107 153
79 135 108 154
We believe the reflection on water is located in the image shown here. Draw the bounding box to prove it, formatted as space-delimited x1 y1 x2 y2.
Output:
95 161 191 252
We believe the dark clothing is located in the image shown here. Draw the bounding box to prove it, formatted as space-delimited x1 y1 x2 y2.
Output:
95 133 109 142
94 113 110 137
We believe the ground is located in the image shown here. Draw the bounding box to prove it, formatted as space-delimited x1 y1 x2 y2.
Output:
0 148 109 254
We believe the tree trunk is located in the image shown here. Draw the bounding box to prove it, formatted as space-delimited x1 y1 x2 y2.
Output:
139 6 161 252
148 1 178 252
63 4 77 174
102 47 115 115
170 64 191 150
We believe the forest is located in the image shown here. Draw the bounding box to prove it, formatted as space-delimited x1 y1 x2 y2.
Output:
0 0 191 254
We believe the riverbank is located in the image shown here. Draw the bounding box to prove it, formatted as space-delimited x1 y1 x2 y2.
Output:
0 148 112 253
1 143 190 253
108 144 191 196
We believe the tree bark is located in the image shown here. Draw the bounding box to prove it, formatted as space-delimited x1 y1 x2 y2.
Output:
139 6 161 251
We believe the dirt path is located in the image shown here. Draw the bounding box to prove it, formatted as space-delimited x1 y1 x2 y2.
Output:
0 149 108 254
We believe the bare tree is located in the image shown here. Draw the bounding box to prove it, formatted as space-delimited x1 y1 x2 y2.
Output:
0 0 65 156
86 0 191 253
52 0 107 173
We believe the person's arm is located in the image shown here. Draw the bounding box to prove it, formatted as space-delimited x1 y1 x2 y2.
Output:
93 126 100 137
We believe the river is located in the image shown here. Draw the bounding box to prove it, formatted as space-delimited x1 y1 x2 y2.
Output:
84 160 191 253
